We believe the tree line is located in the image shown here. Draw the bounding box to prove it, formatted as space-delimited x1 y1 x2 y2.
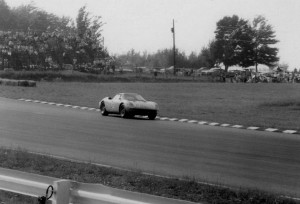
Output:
115 15 279 73
0 0 108 70
114 42 216 70
0 0 279 73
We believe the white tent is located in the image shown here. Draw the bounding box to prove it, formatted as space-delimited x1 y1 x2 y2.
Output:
218 63 244 71
166 66 174 71
160 66 174 74
228 65 244 71
219 63 271 73
247 64 271 73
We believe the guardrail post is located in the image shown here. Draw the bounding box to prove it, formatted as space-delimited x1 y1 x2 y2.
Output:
53 180 71 204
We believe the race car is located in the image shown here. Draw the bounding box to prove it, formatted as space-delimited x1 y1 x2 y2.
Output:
99 93 158 120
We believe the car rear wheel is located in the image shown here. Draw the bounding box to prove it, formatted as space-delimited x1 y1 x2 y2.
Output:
148 111 157 120
100 102 108 116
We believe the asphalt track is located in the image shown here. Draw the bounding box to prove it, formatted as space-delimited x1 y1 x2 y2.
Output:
0 97 299 197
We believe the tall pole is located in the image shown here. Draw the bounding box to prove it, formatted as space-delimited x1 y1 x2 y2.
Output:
171 19 176 75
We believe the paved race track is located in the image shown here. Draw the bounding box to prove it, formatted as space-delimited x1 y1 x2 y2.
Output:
0 97 299 197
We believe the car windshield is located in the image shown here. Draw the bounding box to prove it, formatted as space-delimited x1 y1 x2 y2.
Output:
122 93 146 101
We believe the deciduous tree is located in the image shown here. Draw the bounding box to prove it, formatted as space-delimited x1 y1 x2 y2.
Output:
250 15 279 72
0 0 13 30
214 15 279 72
75 6 106 63
214 15 249 72
199 40 217 68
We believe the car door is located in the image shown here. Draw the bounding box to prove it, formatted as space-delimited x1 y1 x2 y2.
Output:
105 94 117 112
110 94 122 113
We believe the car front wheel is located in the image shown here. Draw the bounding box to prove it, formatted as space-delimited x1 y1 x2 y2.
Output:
100 102 108 116
148 111 157 120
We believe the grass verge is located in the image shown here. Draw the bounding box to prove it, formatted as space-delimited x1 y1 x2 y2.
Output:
0 147 299 204
0 70 209 83
1 81 299 131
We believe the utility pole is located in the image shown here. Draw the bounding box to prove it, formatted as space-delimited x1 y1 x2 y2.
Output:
171 19 176 75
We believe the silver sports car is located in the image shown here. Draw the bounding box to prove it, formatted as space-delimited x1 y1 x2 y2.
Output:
99 93 158 120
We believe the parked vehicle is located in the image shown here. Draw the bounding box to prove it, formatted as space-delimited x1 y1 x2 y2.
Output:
194 67 209 76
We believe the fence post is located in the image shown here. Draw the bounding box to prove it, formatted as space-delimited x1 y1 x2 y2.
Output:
52 180 71 204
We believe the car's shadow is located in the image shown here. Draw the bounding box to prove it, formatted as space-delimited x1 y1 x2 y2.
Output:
107 114 154 120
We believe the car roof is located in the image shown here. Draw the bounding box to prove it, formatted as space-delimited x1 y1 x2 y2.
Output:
118 93 139 95
117 93 143 97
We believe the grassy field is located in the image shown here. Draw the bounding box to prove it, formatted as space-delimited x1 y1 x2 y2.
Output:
0 147 298 204
0 70 209 83
0 81 299 130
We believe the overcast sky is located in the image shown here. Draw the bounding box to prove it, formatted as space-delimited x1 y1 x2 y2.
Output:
7 0 300 69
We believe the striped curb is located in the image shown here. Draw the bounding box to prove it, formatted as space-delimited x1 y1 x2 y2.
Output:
187 120 198 124
198 121 207 125
208 122 219 126
220 124 231 127
159 117 170 121
282 130 298 134
178 119 189 122
232 125 243 128
265 128 279 132
247 126 260 130
18 98 300 135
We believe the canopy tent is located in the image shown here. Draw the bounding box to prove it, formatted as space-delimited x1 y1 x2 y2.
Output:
228 65 244 71
218 63 271 73
247 64 271 73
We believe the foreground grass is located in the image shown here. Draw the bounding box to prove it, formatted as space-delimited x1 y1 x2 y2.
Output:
0 148 298 204
0 81 299 131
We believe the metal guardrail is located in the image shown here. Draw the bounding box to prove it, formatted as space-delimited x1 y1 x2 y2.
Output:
0 167 197 204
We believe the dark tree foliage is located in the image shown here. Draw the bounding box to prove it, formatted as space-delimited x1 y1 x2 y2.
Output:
115 49 193 69
75 6 106 64
199 40 217 68
0 0 11 30
76 6 90 39
0 1 108 70
188 52 199 68
115 49 173 68
214 15 279 72
250 15 279 72
214 15 249 72
5 2 72 33
115 45 218 70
